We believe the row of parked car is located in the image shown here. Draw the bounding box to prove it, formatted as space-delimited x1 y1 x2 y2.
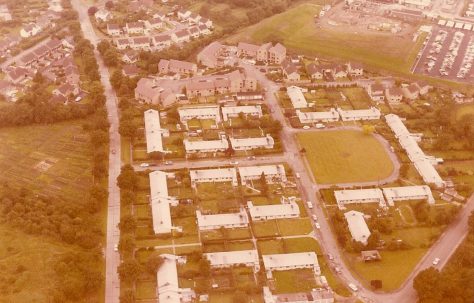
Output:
456 36 474 79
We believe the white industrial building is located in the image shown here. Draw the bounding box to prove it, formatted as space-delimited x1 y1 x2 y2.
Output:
204 250 260 272
263 287 334 303
149 171 180 234
296 109 340 123
385 114 444 187
157 254 195 303
344 210 371 245
382 185 435 206
178 105 221 125
287 86 308 109
190 167 238 187
230 135 274 151
262 252 320 278
238 164 287 184
144 109 170 154
221 105 262 121
337 107 381 121
334 188 386 210
247 198 300 221
196 208 249 230
183 136 229 153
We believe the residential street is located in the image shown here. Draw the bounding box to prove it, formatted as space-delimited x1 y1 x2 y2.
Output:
71 1 121 303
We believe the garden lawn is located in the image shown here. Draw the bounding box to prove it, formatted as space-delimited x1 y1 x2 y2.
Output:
273 269 318 294
297 130 394 184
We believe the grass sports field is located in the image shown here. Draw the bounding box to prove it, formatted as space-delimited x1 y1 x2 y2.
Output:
297 130 394 184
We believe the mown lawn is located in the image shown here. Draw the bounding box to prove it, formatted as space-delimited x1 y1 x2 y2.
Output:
297 130 394 184
273 269 318 294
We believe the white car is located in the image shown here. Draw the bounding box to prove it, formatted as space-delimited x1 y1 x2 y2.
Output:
315 223 321 229
114 244 118 252
432 257 440 265
140 163 150 168
312 214 318 221
303 125 310 130
229 160 239 165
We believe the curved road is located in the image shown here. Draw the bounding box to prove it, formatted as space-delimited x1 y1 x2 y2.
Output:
71 1 121 303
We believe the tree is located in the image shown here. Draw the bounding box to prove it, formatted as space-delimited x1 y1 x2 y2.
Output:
469 211 474 234
118 259 141 283
362 124 375 135
146 253 164 274
413 267 442 302
119 215 137 233
87 6 98 16
105 1 114 10
117 165 138 191
119 234 136 253
120 289 135 303
366 230 381 249
198 258 211 277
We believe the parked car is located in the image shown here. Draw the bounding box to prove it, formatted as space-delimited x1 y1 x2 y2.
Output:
114 244 118 252
230 160 239 165
432 257 440 265
140 163 150 168
303 125 310 130
312 214 318 221
164 161 173 165
315 223 321 229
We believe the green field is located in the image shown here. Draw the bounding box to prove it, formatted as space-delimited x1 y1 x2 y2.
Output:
454 104 474 121
0 121 93 200
228 2 422 75
297 130 394 184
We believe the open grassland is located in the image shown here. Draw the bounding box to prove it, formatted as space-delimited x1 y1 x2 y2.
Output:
0 121 92 201
453 104 474 121
297 130 394 184
349 248 427 291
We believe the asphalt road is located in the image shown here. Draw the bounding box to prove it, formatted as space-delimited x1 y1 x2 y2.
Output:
71 1 121 303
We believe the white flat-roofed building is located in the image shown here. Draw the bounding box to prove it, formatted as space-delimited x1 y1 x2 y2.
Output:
296 109 339 123
221 105 262 121
382 185 435 206
337 107 381 121
334 188 386 210
149 171 180 234
262 252 320 278
183 136 229 153
230 135 274 151
196 208 249 230
144 109 170 154
263 286 334 303
178 105 221 124
385 114 444 187
287 86 308 109
247 200 300 221
239 164 287 184
157 254 195 303
204 250 260 272
344 210 371 245
190 167 238 187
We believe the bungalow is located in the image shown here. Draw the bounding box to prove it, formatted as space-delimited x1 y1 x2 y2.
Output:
335 188 386 210
238 164 287 184
204 250 260 272
146 18 163 30
347 62 364 76
296 109 340 123
221 105 262 121
183 137 229 153
281 58 300 81
188 13 201 24
345 210 371 245
17 52 37 67
337 107 381 121
45 39 62 51
188 26 200 39
382 185 435 206
122 64 140 77
230 135 275 151
199 18 213 28
306 63 324 80
152 34 172 49
171 29 190 43
268 43 287 64
115 38 131 50
367 83 385 103
287 86 307 109
135 78 161 104
247 198 300 221
197 24 211 35
157 254 195 303
106 24 121 36
94 9 111 22
238 42 260 58
159 59 197 75
403 83 420 100
149 171 180 234
53 83 80 98
20 23 42 38
196 208 249 231
125 22 144 35
333 65 348 78
130 36 150 50
178 105 221 124
385 87 404 104
262 252 320 279
144 109 169 154
190 168 238 187
33 45 49 60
